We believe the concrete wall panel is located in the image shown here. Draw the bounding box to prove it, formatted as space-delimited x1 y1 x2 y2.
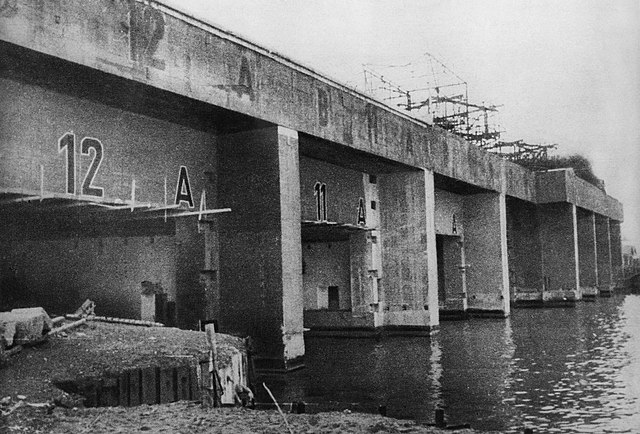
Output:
378 170 430 322
217 126 303 368
577 209 597 289
595 214 612 289
299 157 364 224
463 193 510 313
538 203 580 292
435 189 464 236
506 198 543 292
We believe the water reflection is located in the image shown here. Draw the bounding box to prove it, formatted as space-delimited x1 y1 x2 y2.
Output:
266 294 640 432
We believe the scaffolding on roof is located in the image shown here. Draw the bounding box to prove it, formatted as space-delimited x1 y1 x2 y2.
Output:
362 53 555 163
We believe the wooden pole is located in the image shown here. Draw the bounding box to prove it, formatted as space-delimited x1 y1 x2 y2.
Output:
205 322 222 407
47 318 87 336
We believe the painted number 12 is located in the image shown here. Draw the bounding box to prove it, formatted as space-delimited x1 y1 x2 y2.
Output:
58 132 104 197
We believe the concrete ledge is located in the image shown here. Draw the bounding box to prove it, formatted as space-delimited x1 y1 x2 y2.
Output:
467 309 508 318
253 355 305 373
304 325 432 338
304 310 375 330
599 285 615 297
581 286 599 299
382 310 430 327
439 310 469 321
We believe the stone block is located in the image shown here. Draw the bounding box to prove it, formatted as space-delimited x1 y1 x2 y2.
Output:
0 318 17 347
11 307 53 331
0 307 52 346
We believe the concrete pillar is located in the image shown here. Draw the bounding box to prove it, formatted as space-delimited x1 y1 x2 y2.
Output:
576 209 598 294
609 220 623 280
463 192 510 316
505 197 543 293
538 203 580 293
218 126 304 371
424 169 439 328
377 169 437 329
595 214 612 291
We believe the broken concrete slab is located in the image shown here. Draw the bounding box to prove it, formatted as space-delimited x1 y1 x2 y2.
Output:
10 307 53 332
0 307 53 346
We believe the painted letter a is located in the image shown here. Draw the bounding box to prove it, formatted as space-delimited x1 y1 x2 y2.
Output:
175 166 194 208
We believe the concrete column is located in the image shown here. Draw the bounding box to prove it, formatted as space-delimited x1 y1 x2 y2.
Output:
463 192 510 316
576 209 598 294
218 126 304 371
505 197 543 293
377 169 436 329
538 203 580 293
595 214 612 291
609 220 623 279
424 169 439 328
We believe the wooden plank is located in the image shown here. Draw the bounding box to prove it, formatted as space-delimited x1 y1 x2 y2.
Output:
129 369 142 407
176 365 191 401
158 367 176 403
118 371 130 406
97 377 119 407
140 367 158 405
189 365 200 401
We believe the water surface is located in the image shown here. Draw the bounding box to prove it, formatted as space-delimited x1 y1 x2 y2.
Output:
268 294 640 432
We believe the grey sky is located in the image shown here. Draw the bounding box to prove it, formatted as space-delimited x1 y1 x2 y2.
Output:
164 0 640 247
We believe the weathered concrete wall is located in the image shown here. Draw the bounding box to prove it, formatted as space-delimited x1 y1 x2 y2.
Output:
536 169 623 220
506 198 543 292
217 126 304 369
434 189 464 236
0 0 550 205
595 214 612 289
538 203 580 292
0 0 624 220
463 193 510 314
378 170 431 326
609 220 623 273
348 231 371 314
302 241 351 310
576 208 598 289
0 77 215 204
438 235 466 311
1 233 176 319
0 76 214 325
350 173 382 315
299 156 364 224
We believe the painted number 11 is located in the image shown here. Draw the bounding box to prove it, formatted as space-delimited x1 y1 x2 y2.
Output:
58 132 104 197
314 182 327 221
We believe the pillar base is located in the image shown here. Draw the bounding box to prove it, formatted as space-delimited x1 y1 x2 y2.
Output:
253 356 305 374
599 285 614 297
581 286 599 300
303 325 433 338
303 309 433 337
467 308 508 318
512 288 578 308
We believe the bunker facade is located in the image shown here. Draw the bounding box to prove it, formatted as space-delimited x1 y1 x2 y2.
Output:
0 0 623 370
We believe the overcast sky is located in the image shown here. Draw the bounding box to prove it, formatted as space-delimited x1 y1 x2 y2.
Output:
165 0 640 247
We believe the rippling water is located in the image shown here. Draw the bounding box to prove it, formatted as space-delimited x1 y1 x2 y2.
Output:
267 294 640 432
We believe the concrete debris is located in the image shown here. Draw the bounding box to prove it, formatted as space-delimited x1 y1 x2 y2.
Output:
74 299 96 317
0 307 53 347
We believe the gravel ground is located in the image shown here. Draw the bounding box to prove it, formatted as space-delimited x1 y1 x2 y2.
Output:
1 320 243 402
0 321 491 433
2 401 484 434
